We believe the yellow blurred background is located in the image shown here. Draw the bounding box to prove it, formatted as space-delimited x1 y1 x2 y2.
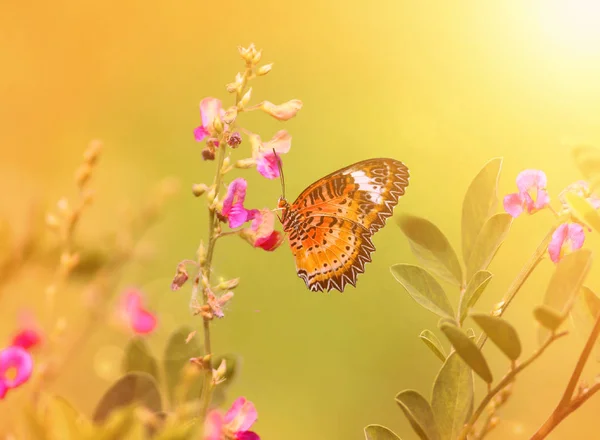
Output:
3 0 600 438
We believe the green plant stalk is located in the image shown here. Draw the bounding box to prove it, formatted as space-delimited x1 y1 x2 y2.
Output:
476 221 560 349
530 310 600 439
457 330 568 440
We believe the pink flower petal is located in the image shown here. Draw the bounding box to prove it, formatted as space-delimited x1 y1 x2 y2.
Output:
237 431 260 440
227 203 251 229
516 169 547 193
204 410 224 440
548 223 586 263
236 400 258 432
224 397 246 425
0 381 7 399
263 130 291 154
222 179 251 227
200 97 224 130
256 153 280 179
503 193 524 218
194 126 210 142
11 329 41 350
131 309 157 334
531 189 550 211
255 231 284 251
0 346 33 389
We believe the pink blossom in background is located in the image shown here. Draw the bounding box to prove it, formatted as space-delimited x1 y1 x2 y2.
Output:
547 222 585 263
222 178 253 228
11 329 41 351
205 397 260 440
558 180 600 210
0 346 33 400
252 130 292 180
194 97 225 142
119 289 157 335
503 169 550 218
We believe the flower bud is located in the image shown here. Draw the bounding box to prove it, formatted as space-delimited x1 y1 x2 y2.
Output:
239 87 252 108
217 278 240 290
213 114 223 133
223 106 237 124
261 99 303 121
256 63 273 76
57 198 70 215
171 263 189 291
234 158 256 169
192 183 208 197
75 164 92 188
83 140 103 165
202 147 216 161
251 49 262 65
197 241 207 266
227 132 242 148
45 213 60 229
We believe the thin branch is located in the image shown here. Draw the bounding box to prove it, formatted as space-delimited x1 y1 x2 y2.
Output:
458 330 568 440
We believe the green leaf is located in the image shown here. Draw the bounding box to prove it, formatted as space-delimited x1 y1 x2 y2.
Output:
533 305 564 331
395 390 441 440
458 271 493 324
431 352 474 440
364 425 403 440
564 192 600 233
439 323 492 383
461 157 503 265
465 213 512 280
391 264 454 319
163 327 203 405
398 215 463 286
583 286 600 319
419 330 446 362
572 145 600 191
470 313 521 360
92 373 162 424
45 395 88 440
122 338 160 384
544 249 593 314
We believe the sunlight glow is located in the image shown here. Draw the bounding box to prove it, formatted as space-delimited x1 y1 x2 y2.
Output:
539 0 600 55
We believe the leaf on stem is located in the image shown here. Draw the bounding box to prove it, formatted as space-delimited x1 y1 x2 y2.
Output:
533 305 564 331
465 213 512 280
122 338 160 384
461 158 503 265
470 313 521 360
398 215 463 286
439 323 493 383
391 264 454 319
396 390 441 440
458 270 493 324
364 424 403 440
163 326 204 405
564 192 600 233
419 330 446 362
431 352 474 440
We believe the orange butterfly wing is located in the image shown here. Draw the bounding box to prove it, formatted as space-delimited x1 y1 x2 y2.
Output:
281 158 409 292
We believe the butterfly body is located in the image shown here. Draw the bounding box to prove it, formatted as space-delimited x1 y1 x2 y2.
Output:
278 158 409 292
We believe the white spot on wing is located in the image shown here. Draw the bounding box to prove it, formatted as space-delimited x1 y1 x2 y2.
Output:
350 170 384 204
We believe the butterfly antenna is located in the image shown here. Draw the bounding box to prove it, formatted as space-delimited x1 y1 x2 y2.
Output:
273 148 286 200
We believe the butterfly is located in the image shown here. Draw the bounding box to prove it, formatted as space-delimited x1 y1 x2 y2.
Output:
277 158 410 292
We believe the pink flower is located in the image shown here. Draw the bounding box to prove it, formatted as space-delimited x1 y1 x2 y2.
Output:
11 329 41 351
0 346 33 400
242 209 284 251
204 397 260 440
252 130 291 180
119 289 157 335
559 180 600 210
222 178 253 228
548 222 585 263
503 169 550 218
194 98 225 142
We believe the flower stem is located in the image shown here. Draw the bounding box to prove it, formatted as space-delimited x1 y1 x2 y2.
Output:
457 331 568 440
529 310 600 439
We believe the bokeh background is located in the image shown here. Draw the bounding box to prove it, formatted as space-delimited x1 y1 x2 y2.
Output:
3 0 600 438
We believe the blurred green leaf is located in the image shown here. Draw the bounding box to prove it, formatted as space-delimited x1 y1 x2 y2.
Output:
364 424 403 440
470 313 521 360
0 217 13 266
438 317 457 327
92 373 162 424
163 327 203 406
466 328 475 340
153 421 200 440
431 352 474 440
391 264 454 319
419 330 446 362
45 395 88 440
395 390 440 440
544 249 593 314
92 406 145 440
564 192 600 232
533 305 564 331
439 323 492 383
583 286 600 319
461 157 502 265
122 338 160 384
458 270 493 324
21 404 49 440
398 214 463 286
465 213 512 280
572 145 600 191
122 337 160 383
